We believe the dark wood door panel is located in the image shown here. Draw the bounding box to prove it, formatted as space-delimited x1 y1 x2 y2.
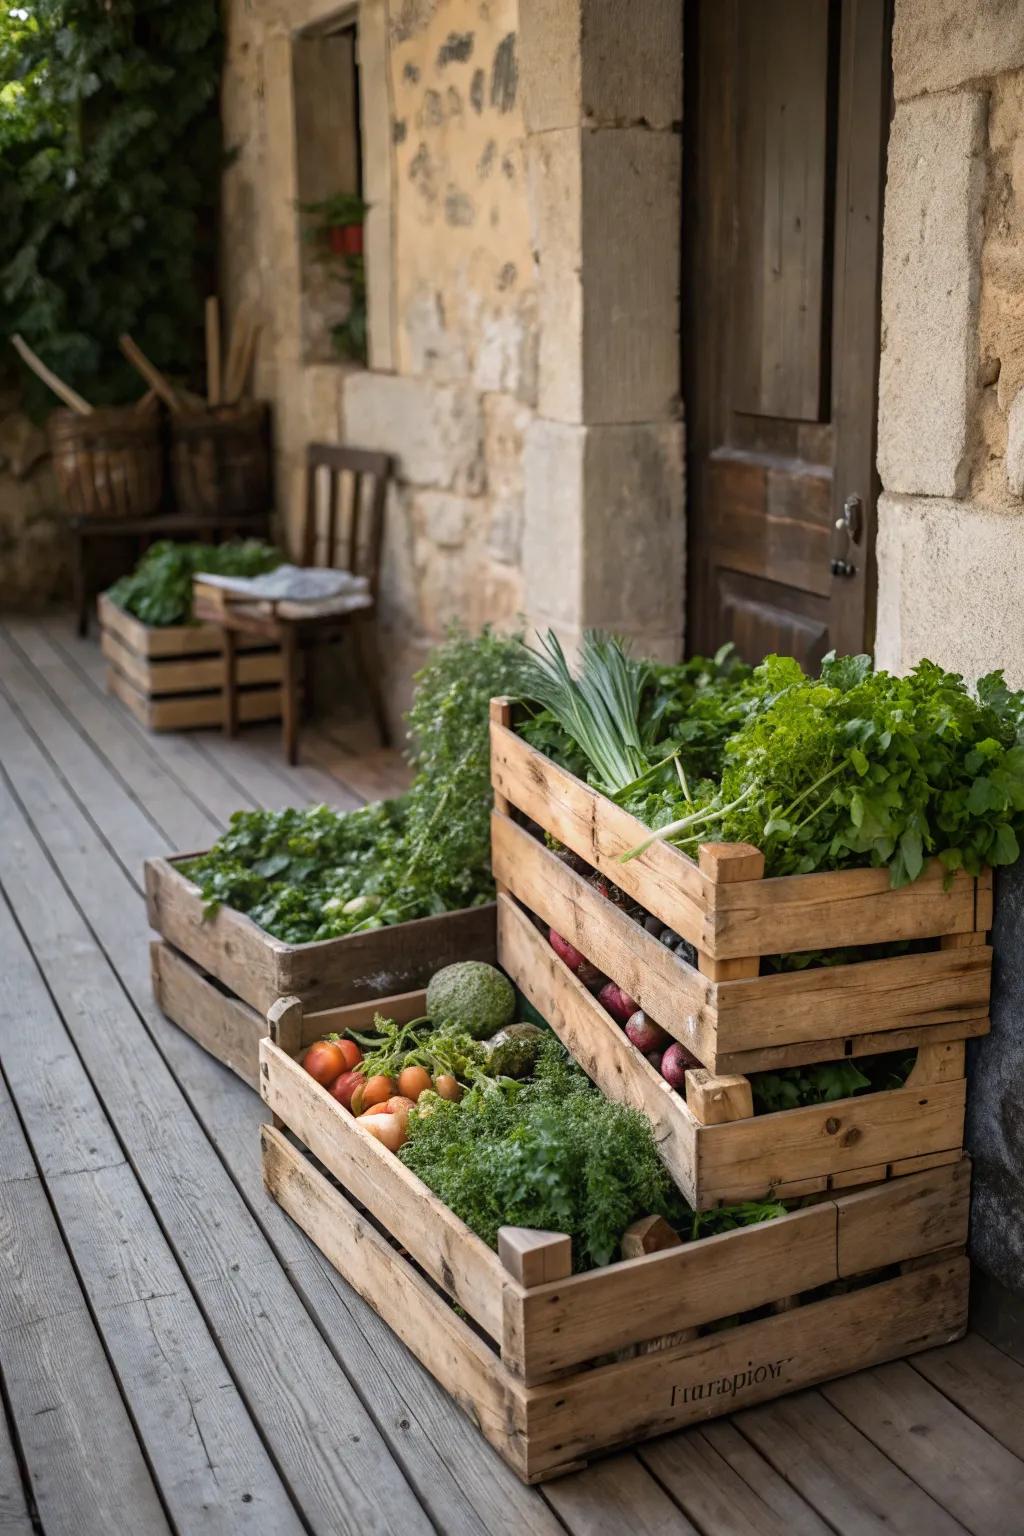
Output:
684 0 889 666
709 451 832 598
715 570 830 671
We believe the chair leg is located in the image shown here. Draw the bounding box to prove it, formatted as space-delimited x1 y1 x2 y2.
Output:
282 626 300 766
354 618 390 748
223 629 238 738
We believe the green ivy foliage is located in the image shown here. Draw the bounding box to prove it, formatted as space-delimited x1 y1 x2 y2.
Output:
1 1 222 415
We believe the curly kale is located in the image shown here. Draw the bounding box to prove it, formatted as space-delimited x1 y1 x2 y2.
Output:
399 1038 677 1270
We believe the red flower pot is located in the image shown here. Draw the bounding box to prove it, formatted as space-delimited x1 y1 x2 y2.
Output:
328 223 364 257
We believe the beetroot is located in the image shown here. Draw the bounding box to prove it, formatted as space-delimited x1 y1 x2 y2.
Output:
625 1010 671 1055
645 1050 664 1074
577 960 609 993
597 981 637 1024
660 1041 702 1091
548 928 584 973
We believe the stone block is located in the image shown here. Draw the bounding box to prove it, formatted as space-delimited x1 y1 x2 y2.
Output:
877 92 986 498
520 0 682 133
413 489 475 549
523 417 684 648
893 0 1024 101
875 492 1024 682
484 393 530 564
1008 391 1024 498
341 371 484 493
529 127 680 425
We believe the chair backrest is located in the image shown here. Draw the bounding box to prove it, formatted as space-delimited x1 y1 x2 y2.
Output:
302 443 392 597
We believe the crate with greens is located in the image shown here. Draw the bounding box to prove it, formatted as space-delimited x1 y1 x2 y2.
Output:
148 628 519 1080
488 637 1022 1199
100 539 286 730
259 913 970 1482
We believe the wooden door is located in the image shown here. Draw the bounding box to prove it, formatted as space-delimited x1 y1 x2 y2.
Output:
684 0 891 667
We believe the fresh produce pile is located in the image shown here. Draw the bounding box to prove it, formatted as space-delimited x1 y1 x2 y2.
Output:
298 959 786 1270
546 885 914 1111
518 634 1024 887
180 625 522 940
107 540 282 628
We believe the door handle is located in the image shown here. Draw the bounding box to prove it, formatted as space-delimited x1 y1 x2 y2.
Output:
835 495 862 544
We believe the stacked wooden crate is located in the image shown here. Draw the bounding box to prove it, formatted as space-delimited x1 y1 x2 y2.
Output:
99 591 285 731
489 698 989 1209
145 852 496 1088
258 896 971 1483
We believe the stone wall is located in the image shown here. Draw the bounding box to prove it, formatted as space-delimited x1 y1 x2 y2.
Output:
221 0 536 730
875 1 1024 682
220 0 684 729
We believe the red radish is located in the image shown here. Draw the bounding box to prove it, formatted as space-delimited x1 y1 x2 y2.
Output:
598 982 637 1024
625 1010 671 1054
660 1041 702 1091
549 928 584 972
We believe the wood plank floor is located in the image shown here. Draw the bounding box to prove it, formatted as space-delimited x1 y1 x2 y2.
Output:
2 610 1024 1536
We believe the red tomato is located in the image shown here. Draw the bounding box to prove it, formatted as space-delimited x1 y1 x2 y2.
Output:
328 1069 364 1111
303 1040 346 1086
335 1038 362 1071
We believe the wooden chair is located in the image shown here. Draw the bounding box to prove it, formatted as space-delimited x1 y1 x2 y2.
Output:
196 443 392 765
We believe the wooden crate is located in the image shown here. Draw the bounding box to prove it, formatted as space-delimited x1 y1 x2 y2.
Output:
490 700 992 1074
260 1014 970 1481
497 893 966 1208
145 850 498 1016
99 591 284 731
150 939 428 1089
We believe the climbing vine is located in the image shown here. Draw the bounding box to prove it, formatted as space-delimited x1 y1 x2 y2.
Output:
0 1 222 413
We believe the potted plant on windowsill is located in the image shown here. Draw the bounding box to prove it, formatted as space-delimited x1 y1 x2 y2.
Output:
301 192 367 257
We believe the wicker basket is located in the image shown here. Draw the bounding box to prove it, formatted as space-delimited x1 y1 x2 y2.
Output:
170 401 271 517
48 405 163 519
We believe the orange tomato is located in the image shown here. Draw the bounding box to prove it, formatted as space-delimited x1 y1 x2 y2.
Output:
397 1065 433 1102
360 1073 396 1108
302 1040 346 1086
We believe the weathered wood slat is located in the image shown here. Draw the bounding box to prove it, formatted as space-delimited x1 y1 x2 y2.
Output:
835 1157 971 1277
498 891 967 1209
97 592 267 658
109 665 284 730
259 1040 511 1338
102 625 284 694
146 852 498 1015
151 939 266 1087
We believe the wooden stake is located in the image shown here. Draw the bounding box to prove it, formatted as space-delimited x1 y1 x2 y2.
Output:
11 334 93 415
497 1228 572 1287
223 298 255 402
205 295 221 406
119 334 184 413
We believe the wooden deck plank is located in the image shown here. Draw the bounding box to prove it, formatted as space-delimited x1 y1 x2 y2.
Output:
640 1423 833 1536
0 1074 171 1536
822 1361 1024 1536
912 1333 1024 1462
0 881 306 1536
543 1455 700 1534
4 619 224 849
736 1390 970 1536
0 691 434 1536
42 614 264 825
0 1397 33 1536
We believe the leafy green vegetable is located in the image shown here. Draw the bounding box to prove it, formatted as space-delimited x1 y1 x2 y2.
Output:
749 1052 914 1114
352 1013 495 1086
690 1200 787 1240
426 961 516 1040
179 623 523 941
107 540 281 628
400 1038 677 1270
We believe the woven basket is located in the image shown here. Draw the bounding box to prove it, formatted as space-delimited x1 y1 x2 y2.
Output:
170 401 271 518
48 405 163 519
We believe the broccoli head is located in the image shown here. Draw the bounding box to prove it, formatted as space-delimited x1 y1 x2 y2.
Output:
426 960 516 1040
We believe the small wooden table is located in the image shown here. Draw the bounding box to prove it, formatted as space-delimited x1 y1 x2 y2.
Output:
71 509 272 637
